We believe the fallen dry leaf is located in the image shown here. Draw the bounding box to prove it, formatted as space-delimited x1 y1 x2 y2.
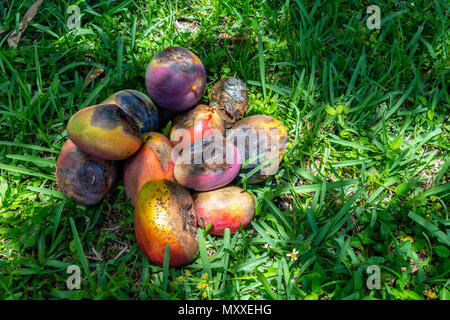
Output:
217 33 246 41
175 18 200 33
7 0 44 48
83 67 106 87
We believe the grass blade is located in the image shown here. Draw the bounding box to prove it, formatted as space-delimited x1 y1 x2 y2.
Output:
197 228 212 279
255 269 277 300
408 212 450 246
69 218 94 288
257 32 266 99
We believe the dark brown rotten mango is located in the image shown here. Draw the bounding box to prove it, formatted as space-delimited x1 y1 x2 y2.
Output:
56 140 118 206
67 104 142 160
134 179 199 267
103 90 159 136
194 186 255 235
228 115 287 184
145 46 206 111
209 77 249 128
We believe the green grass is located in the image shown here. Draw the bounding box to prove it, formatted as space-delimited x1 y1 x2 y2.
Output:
0 0 449 300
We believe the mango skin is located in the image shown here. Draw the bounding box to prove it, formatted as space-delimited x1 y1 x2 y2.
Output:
170 104 225 148
174 136 241 191
103 90 159 136
145 46 206 111
124 133 175 206
67 104 142 161
228 115 287 184
134 179 198 267
209 77 249 128
194 186 255 235
56 140 118 206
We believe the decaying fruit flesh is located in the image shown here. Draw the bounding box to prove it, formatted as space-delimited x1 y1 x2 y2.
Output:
124 133 175 206
56 140 118 206
67 104 142 160
228 115 287 184
145 46 206 111
209 77 249 128
134 179 199 267
194 186 255 235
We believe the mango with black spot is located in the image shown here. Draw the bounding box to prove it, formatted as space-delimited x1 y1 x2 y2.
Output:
67 104 142 160
56 139 118 206
134 179 199 267
145 46 206 111
103 89 159 136
228 115 287 184
174 136 241 191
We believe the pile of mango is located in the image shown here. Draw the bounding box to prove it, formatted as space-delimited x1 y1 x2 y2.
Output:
56 46 287 267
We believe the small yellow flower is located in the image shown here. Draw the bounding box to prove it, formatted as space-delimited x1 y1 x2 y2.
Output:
184 269 191 277
426 290 437 299
403 236 414 243
287 248 299 261
202 273 209 280
177 276 184 283
197 281 208 290
202 291 208 299
169 281 177 287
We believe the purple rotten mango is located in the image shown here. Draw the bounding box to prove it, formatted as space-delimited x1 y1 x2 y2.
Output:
145 46 206 112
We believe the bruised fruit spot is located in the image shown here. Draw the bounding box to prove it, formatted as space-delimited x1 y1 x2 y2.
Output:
181 203 196 235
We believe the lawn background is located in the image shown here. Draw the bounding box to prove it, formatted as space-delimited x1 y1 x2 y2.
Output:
0 0 449 300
